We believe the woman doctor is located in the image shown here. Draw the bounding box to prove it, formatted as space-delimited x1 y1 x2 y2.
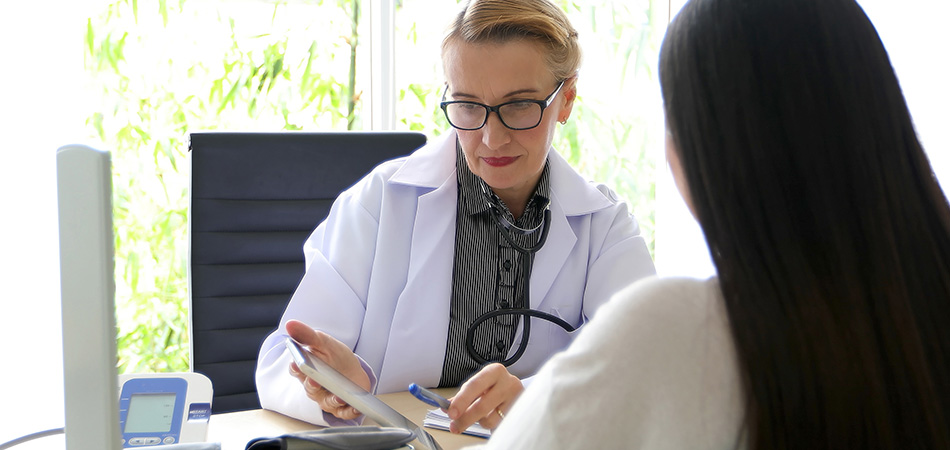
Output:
255 0 655 434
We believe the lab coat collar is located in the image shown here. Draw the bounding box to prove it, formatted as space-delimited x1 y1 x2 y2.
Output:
389 130 457 189
547 149 615 216
390 129 618 217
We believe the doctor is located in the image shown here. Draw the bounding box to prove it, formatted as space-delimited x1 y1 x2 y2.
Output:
256 0 655 434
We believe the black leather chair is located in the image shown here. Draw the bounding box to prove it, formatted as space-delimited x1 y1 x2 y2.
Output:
188 131 427 413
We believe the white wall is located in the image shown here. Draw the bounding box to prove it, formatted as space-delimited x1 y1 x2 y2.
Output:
861 0 950 191
0 2 89 447
655 0 950 278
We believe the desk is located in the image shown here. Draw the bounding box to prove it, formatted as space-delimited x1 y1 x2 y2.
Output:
207 389 484 450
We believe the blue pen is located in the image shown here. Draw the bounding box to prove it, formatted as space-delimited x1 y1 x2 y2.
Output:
408 383 451 410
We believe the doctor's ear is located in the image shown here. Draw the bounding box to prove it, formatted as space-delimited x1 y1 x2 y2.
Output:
558 77 578 122
563 77 577 102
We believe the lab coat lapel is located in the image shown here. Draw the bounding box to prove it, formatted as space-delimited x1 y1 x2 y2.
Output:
377 132 457 393
506 149 613 360
527 198 574 310
526 149 602 310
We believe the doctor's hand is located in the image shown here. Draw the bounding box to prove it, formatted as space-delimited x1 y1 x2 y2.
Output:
446 363 524 433
285 319 371 420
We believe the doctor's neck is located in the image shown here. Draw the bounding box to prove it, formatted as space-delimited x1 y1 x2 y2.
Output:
490 185 537 221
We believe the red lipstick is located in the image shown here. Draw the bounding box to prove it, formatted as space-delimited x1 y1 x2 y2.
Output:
483 156 517 167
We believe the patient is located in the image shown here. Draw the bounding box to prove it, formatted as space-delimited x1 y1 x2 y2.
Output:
477 0 950 448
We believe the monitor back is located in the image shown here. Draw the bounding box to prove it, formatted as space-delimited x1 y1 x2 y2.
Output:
57 144 121 450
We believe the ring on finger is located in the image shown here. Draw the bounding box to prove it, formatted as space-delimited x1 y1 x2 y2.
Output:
495 409 505 419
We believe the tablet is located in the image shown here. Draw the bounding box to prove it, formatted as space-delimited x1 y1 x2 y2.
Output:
284 338 444 450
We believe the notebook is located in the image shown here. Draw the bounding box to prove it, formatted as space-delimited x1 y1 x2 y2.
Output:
422 409 491 439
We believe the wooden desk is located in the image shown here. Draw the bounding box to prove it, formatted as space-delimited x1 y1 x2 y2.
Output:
207 388 484 450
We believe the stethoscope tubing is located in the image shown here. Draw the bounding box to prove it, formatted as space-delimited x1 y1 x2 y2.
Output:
465 196 576 366
465 306 577 366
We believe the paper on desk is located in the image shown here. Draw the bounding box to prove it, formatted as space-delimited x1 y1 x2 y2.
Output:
422 408 491 439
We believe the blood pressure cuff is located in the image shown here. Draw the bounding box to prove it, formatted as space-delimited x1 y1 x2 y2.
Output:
244 426 416 450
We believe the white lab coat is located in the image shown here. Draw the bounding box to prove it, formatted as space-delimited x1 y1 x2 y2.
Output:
256 130 656 425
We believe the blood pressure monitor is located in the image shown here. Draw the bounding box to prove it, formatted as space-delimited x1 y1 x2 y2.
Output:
118 372 213 447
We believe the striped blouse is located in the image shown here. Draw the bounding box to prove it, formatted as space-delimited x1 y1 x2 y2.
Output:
439 142 551 387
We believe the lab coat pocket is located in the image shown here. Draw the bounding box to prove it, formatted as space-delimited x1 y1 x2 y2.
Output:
548 306 582 340
525 306 577 353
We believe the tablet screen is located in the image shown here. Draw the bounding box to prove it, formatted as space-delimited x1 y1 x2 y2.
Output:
284 338 443 450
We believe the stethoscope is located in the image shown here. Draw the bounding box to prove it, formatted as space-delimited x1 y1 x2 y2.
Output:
464 185 577 366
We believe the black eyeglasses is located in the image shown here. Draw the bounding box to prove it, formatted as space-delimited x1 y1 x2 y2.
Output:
440 80 565 131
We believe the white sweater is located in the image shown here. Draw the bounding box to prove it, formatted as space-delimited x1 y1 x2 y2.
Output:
472 276 747 450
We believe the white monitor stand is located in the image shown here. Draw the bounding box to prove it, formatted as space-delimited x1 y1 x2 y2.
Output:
57 145 121 450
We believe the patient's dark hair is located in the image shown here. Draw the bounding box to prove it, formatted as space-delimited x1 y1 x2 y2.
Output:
659 0 950 448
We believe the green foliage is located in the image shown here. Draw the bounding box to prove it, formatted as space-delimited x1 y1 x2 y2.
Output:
555 0 663 255
86 0 661 373
86 0 361 373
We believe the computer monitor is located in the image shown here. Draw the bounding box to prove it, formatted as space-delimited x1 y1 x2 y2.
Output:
57 144 122 450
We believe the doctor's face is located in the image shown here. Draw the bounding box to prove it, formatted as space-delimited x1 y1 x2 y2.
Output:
442 39 576 209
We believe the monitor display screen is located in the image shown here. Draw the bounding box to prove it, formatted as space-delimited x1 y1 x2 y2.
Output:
123 393 176 433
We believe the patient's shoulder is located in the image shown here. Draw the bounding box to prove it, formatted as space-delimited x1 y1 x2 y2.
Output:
604 276 723 326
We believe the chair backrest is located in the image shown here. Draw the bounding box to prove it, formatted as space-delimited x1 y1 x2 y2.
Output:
188 131 427 413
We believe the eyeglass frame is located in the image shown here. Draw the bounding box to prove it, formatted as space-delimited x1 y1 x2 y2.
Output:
439 79 566 131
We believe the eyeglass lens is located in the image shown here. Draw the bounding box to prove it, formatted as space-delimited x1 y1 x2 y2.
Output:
444 101 543 130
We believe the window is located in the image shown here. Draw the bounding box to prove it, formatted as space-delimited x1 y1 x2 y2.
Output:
85 0 373 373
75 0 950 373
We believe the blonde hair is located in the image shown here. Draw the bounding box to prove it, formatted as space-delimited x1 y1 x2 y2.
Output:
442 0 581 81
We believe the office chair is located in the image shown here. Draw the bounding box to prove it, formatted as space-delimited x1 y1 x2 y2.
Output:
188 131 427 413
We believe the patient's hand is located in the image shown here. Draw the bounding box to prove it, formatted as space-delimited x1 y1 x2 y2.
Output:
285 319 371 420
